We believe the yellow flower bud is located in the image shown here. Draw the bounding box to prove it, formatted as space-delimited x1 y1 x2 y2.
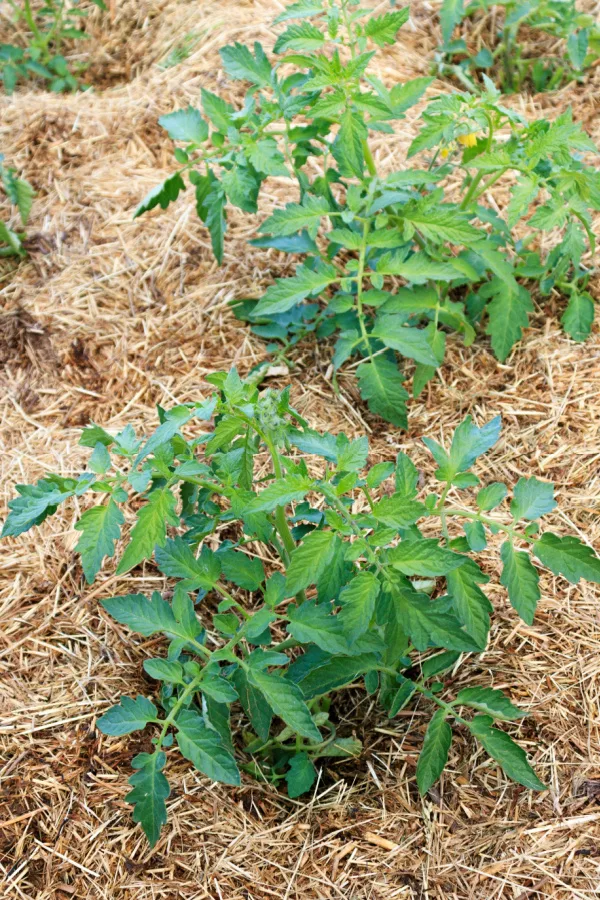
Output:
457 132 478 148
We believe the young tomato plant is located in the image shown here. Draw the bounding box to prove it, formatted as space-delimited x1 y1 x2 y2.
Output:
0 155 34 257
135 0 599 428
0 0 106 93
435 0 600 93
4 368 600 847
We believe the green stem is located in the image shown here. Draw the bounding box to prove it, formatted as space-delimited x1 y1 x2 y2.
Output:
214 583 251 620
155 672 205 749
22 0 44 45
443 506 528 542
355 219 373 358
362 141 377 177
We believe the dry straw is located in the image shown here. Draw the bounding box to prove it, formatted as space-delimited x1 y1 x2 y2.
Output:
0 0 599 896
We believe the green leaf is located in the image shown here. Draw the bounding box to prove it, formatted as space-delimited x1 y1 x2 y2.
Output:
273 0 325 24
388 678 417 716
248 669 321 740
97 695 158 736
356 356 409 429
394 591 481 652
388 76 433 114
447 559 492 648
245 138 288 177
561 292 594 343
10 174 34 224
402 207 480 245
456 687 525 721
155 538 221 590
395 452 419 497
338 572 380 643
510 477 556 521
134 173 186 218
159 107 208 144
126 752 170 847
75 499 124 584
176 709 240 785
336 436 369 472
286 752 317 797
231 666 272 741
274 21 326 52
102 591 178 636
416 709 452 794
286 601 350 654
366 461 395 490
201 87 234 133
219 41 272 86
534 533 600 585
143 658 185 684
332 108 367 179
371 319 441 367
376 251 465 282
295 653 379 699
260 195 331 238
248 474 314 513
428 415 501 482
364 8 409 46
222 166 260 214
2 478 76 538
484 280 533 362
567 28 589 70
254 263 338 316
220 549 265 590
476 482 507 511
500 541 540 625
117 487 178 575
286 529 337 596
372 494 426 528
468 716 546 790
388 540 465 576
440 0 464 42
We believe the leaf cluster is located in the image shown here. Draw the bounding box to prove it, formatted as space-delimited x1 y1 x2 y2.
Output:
4 367 600 846
135 0 599 428
0 154 34 257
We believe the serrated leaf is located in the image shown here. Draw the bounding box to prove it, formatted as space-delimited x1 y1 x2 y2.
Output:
102 591 178 636
388 540 464 576
286 601 350 654
394 591 481 652
372 494 426 528
416 709 452 794
126 752 170 847
248 474 314 513
468 716 546 790
447 559 492 647
134 173 186 218
260 194 331 238
219 41 272 86
274 21 326 52
155 538 220 590
338 572 380 643
388 76 433 114
286 529 337 596
2 478 76 538
476 482 507 511
500 541 540 625
372 319 441 367
356 356 409 429
484 280 533 362
159 107 208 144
364 8 409 46
222 166 260 214
286 752 317 797
11 174 34 224
456 687 525 721
273 0 325 24
336 435 369 472
144 658 185 683
510 477 556 521
97 695 158 736
332 108 367 178
295 653 378 699
561 292 594 343
248 669 321 740
220 548 265 590
402 207 480 245
176 709 240 784
117 487 178 575
201 87 234 133
232 666 272 741
75 498 124 583
534 533 600 585
436 415 501 482
376 251 465 282
254 263 338 317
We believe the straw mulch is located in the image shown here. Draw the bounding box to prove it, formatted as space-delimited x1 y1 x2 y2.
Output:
1 1 599 897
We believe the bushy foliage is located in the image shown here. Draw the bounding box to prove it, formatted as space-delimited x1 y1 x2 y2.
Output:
0 0 106 93
436 0 600 93
135 0 599 427
4 369 600 846
0 155 34 256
